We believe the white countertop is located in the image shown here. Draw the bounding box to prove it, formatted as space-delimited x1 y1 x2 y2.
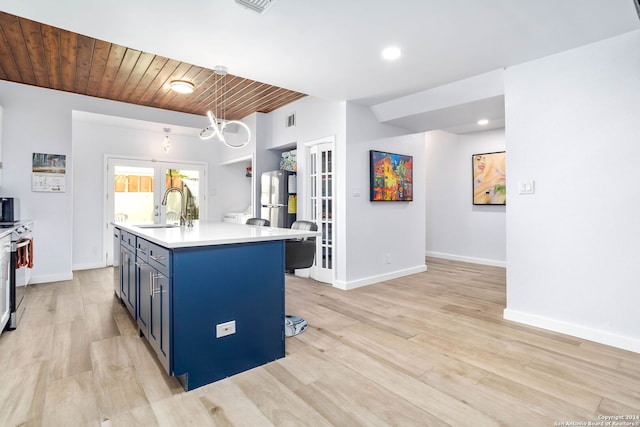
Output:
114 221 320 249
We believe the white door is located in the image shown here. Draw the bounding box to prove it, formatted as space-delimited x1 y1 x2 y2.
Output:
308 141 334 284
104 157 206 265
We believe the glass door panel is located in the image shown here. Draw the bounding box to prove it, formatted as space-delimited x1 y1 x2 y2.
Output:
163 168 202 223
308 142 334 283
113 165 155 224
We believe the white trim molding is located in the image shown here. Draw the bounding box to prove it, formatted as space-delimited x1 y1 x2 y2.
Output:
31 272 74 285
333 265 427 291
425 251 506 268
503 308 640 354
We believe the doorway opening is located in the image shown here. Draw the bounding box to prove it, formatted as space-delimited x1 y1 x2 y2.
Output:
104 157 206 265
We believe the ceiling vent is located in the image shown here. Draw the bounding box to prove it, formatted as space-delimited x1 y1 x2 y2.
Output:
235 0 279 14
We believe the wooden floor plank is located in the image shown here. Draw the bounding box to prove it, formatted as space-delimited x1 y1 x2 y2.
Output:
150 393 217 427
48 319 92 381
41 371 101 427
197 379 276 427
232 368 334 426
0 258 639 426
90 336 149 420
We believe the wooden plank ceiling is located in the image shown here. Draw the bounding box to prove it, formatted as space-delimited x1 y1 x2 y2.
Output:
0 11 306 121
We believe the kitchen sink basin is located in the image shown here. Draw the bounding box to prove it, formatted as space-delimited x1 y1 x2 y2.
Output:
134 224 180 229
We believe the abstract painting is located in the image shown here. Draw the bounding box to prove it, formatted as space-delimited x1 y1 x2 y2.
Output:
472 151 506 205
370 150 413 201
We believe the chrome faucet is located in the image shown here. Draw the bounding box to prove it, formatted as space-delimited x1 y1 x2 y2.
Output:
161 186 191 226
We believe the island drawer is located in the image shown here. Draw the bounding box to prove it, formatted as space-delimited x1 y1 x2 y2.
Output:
135 238 150 263
120 230 135 250
148 242 170 275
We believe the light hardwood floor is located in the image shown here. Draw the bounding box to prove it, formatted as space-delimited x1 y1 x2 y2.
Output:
1 258 639 426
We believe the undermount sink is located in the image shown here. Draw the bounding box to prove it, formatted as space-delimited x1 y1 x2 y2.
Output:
135 224 180 229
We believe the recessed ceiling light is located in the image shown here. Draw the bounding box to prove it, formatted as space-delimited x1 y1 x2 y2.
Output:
381 46 402 61
477 119 489 126
169 80 195 94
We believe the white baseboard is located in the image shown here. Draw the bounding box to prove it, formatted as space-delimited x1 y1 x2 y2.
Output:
503 308 640 354
30 272 74 285
333 265 427 291
72 262 108 271
425 251 506 268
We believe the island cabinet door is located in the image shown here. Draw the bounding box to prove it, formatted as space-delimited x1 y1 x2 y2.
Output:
120 246 136 319
137 261 152 334
150 271 170 374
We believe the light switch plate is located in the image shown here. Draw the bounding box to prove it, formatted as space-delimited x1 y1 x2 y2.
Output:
216 320 236 338
518 180 535 195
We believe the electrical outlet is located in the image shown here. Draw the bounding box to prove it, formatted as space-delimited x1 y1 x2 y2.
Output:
386 253 392 264
216 320 236 338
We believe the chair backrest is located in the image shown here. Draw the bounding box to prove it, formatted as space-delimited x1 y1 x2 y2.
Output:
290 220 318 240
114 213 128 222
246 217 270 226
285 220 318 271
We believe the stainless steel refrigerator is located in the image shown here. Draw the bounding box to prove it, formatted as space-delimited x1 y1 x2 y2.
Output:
260 170 296 228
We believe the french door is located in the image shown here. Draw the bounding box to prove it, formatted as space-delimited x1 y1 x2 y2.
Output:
308 140 334 284
104 157 206 265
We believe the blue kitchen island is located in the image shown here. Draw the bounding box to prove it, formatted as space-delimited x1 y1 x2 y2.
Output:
114 221 318 391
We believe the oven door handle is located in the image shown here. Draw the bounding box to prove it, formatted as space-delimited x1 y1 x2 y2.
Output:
15 241 30 249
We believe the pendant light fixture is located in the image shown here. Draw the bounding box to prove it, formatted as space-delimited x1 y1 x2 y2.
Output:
162 128 172 152
199 66 251 149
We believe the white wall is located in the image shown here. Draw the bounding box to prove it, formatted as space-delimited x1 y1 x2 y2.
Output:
0 80 242 282
217 160 253 216
266 97 423 289
267 96 348 221
425 128 506 266
72 117 220 270
340 102 423 289
504 29 640 352
1 82 76 282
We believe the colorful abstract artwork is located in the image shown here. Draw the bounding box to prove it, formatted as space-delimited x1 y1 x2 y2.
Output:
370 150 413 201
472 151 506 205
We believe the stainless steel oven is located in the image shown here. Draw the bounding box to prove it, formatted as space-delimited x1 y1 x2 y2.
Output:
8 221 33 330
0 233 11 333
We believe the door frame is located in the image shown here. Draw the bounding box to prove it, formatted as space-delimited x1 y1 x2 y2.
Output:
103 155 208 265
304 136 335 285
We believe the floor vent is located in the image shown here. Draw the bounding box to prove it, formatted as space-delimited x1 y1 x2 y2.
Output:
286 113 296 128
235 0 279 15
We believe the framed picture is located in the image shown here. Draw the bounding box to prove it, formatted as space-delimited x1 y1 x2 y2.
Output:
32 152 67 192
370 150 413 201
472 151 506 205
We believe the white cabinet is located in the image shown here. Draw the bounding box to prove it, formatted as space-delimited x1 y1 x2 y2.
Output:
223 212 253 224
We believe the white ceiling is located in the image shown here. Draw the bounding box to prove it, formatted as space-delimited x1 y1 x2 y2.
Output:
2 0 639 132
